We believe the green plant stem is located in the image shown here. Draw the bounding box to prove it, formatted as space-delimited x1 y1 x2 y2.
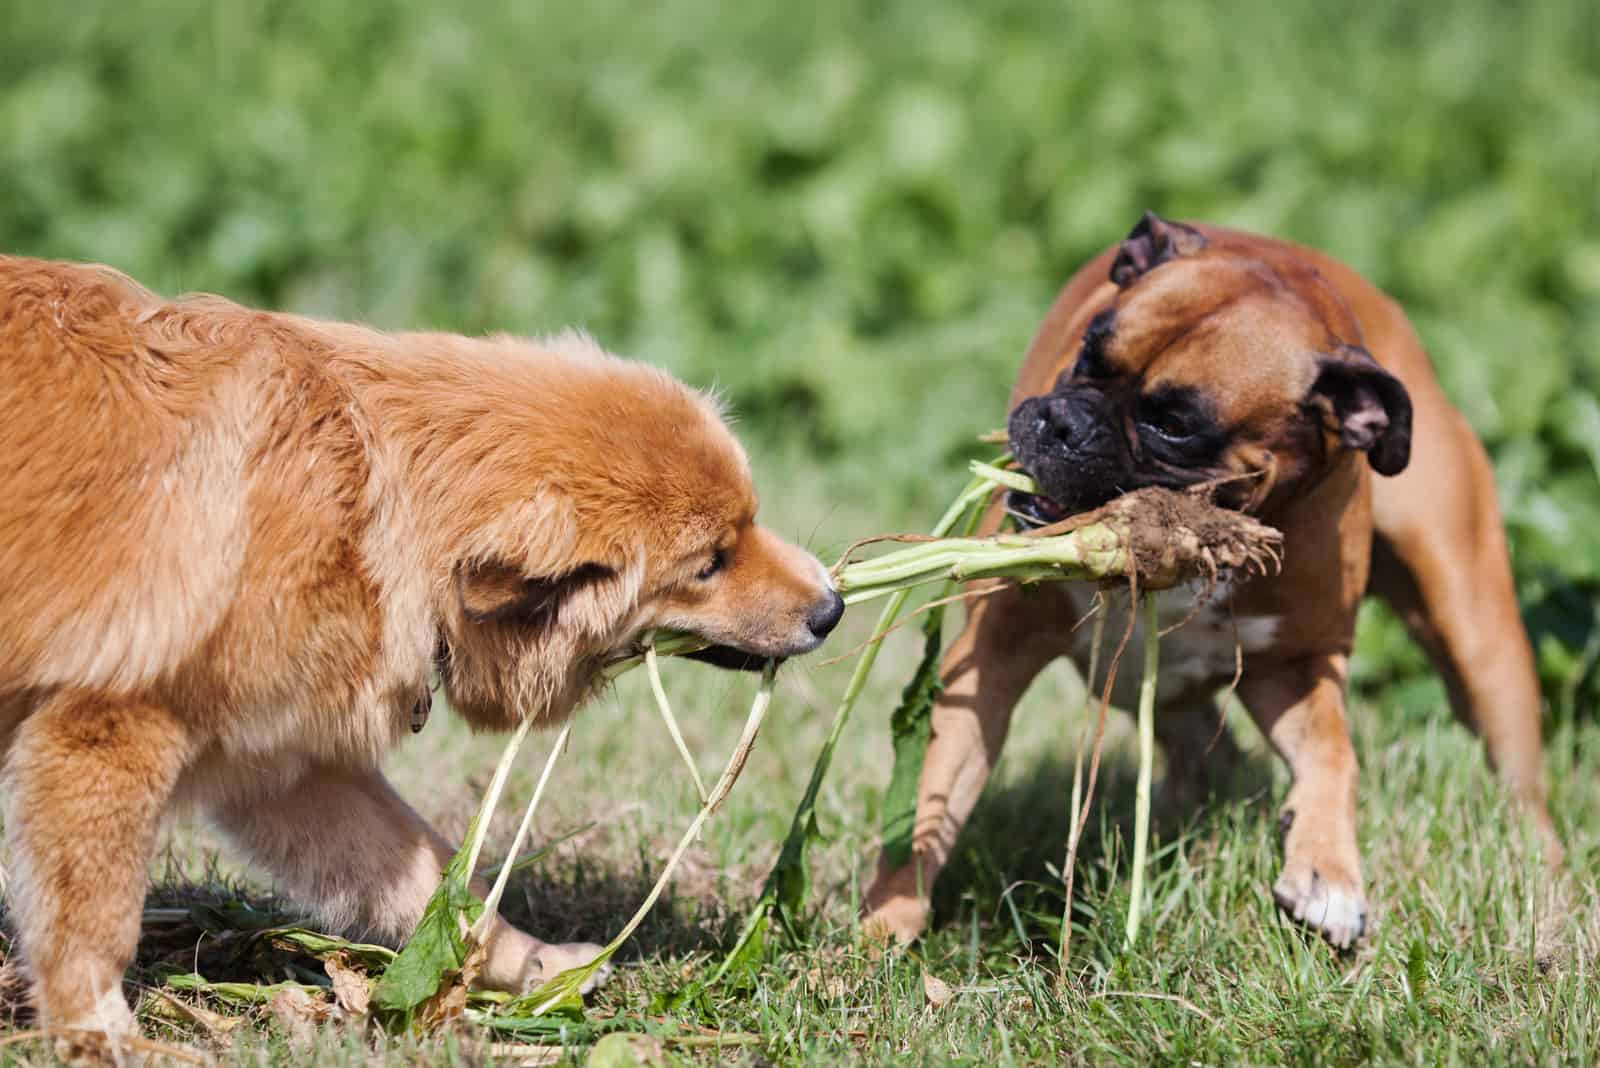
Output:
774 472 996 831
463 711 539 880
470 719 573 945
525 660 779 1015
698 471 997 991
647 640 710 804
835 523 1128 603
1125 594 1160 949
968 459 1039 494
1061 604 1106 973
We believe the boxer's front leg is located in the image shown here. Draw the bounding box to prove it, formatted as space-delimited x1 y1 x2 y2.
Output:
862 583 1070 945
1238 653 1368 949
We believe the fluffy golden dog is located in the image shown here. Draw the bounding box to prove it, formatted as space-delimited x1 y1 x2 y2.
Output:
0 255 844 1035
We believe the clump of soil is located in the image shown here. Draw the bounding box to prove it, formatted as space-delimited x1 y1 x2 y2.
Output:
1026 484 1284 591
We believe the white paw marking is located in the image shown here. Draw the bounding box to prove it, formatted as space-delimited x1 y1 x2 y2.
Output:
1273 870 1369 949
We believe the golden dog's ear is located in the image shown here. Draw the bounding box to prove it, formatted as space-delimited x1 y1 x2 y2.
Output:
1307 346 1413 476
1110 211 1208 287
456 560 614 626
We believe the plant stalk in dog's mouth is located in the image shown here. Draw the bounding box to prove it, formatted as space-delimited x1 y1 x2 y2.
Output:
517 658 779 1016
375 643 779 1031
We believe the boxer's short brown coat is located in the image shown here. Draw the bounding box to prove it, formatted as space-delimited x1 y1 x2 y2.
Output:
864 216 1558 950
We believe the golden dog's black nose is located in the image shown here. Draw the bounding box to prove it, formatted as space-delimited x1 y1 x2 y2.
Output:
807 589 845 639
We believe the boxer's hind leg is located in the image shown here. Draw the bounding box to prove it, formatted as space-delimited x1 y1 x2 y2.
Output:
862 582 1073 945
207 762 608 993
1152 692 1245 812
2 692 194 1035
1238 653 1368 949
1369 419 1559 861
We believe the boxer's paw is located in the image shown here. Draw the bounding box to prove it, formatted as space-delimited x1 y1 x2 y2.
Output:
525 941 612 995
1272 813 1368 950
1273 864 1367 949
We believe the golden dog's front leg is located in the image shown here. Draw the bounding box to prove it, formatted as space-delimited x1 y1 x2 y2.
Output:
2 693 194 1035
862 584 1069 945
1238 653 1368 949
207 763 607 993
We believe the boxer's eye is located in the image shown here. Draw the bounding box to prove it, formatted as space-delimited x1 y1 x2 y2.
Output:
1137 387 1225 464
1138 396 1202 441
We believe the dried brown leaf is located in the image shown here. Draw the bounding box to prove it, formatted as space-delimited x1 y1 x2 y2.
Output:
415 937 486 1031
922 969 955 1009
325 952 372 1019
143 987 246 1042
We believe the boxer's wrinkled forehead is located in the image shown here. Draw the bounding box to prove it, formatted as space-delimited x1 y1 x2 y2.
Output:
1074 268 1338 428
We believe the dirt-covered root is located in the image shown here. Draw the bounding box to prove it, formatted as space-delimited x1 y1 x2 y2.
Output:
1055 485 1284 591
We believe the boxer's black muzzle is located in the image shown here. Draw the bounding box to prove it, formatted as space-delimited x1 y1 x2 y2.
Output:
1007 384 1137 525
1008 378 1232 527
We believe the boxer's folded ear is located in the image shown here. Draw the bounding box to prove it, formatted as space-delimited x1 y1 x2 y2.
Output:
1110 211 1209 287
1308 346 1413 476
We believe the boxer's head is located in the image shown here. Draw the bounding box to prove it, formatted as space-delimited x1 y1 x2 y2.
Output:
1009 212 1412 524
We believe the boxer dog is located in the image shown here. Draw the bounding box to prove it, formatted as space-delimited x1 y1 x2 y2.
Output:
864 213 1558 949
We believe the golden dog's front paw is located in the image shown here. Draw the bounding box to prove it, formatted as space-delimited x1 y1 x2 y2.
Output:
48 990 143 1066
1272 861 1368 950
525 941 612 995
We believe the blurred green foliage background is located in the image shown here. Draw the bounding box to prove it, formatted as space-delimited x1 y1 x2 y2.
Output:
3 0 1597 714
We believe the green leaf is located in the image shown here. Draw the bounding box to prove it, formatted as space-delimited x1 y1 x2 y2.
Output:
161 973 325 1007
370 817 487 1031
482 991 590 1027
251 927 397 971
881 607 947 868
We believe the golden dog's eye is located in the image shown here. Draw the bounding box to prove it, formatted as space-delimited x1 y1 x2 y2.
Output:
696 548 728 581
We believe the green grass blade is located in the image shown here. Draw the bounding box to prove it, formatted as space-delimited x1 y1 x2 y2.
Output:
1124 594 1161 949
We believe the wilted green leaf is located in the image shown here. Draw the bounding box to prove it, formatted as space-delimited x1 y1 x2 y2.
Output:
881 608 946 867
369 820 486 1031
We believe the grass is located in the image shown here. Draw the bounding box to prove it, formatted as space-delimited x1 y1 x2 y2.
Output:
9 609 1588 1065
2 0 1599 1063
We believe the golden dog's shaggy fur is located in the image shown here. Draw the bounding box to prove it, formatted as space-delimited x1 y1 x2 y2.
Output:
0 255 840 1035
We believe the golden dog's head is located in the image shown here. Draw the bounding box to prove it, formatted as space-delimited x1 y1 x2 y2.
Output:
403 331 842 729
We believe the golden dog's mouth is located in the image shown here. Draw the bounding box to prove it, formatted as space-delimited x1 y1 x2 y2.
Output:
599 632 775 675
680 645 773 672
